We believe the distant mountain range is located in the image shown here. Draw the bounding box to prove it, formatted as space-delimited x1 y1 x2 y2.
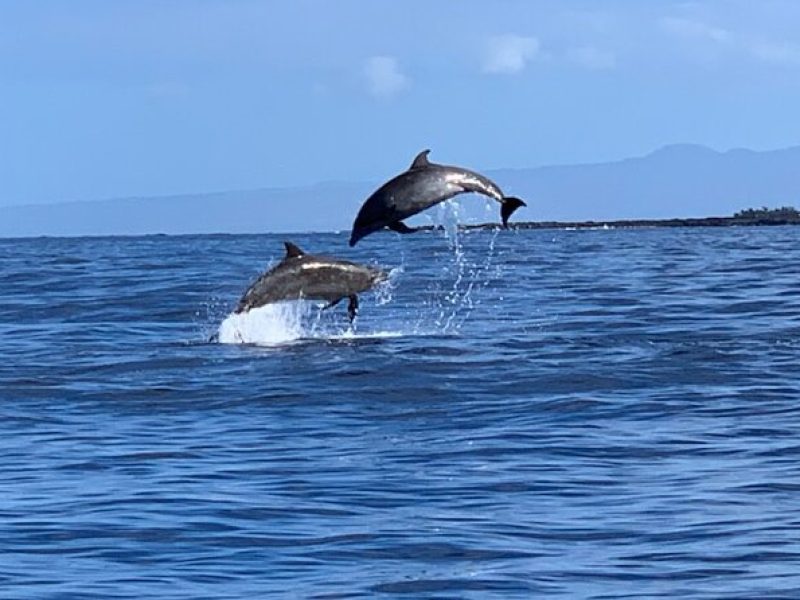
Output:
495 143 800 222
3 144 800 237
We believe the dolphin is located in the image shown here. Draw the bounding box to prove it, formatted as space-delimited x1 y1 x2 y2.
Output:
349 149 527 246
235 241 387 321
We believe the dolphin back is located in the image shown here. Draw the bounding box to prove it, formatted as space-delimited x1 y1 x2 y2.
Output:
350 166 503 245
236 252 385 313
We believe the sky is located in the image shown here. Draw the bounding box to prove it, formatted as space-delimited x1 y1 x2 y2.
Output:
2 0 800 208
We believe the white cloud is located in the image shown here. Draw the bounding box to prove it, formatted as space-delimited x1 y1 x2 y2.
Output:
363 56 409 98
482 34 540 74
661 15 800 67
660 16 731 43
566 46 616 70
749 39 800 65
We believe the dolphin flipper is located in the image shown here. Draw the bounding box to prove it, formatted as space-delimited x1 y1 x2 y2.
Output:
347 295 359 322
387 221 417 234
325 295 358 321
322 298 343 311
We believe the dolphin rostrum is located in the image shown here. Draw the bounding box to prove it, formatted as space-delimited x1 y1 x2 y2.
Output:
349 149 527 246
235 242 387 321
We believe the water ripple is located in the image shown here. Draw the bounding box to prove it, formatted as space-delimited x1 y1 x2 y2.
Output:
1 228 800 598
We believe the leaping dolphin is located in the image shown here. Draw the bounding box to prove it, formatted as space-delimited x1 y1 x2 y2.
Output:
349 149 526 246
235 242 387 321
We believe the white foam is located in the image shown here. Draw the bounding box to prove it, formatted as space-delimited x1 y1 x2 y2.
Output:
215 296 413 347
329 329 405 341
217 302 311 346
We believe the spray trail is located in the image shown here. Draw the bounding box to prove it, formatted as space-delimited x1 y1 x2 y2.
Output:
427 199 502 334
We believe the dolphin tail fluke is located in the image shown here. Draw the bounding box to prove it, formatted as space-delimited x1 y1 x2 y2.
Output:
500 196 527 227
387 220 417 234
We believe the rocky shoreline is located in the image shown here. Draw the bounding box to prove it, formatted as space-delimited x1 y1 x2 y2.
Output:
422 214 800 232
513 215 800 230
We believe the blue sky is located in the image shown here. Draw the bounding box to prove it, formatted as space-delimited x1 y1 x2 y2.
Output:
2 0 800 208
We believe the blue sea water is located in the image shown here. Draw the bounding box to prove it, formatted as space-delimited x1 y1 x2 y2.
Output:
1 224 800 599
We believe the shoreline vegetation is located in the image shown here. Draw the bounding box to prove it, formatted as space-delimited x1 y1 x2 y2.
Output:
438 206 800 231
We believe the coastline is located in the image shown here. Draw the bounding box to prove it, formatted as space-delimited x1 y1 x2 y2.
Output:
440 215 800 231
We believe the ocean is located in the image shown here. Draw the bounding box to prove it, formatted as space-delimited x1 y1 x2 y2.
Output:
1 224 799 598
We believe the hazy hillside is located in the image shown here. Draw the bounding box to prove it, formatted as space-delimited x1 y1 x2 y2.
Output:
495 144 800 221
2 182 374 238
4 144 800 237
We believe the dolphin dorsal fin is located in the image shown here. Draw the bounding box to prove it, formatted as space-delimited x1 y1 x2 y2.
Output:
409 149 431 170
284 241 304 258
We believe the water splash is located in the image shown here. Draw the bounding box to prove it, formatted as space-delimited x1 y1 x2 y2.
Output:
436 198 464 251
215 269 408 346
215 301 412 346
374 266 402 306
426 199 502 334
217 302 313 345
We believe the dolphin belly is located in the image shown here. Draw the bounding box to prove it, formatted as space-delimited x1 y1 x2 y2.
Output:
349 171 464 245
